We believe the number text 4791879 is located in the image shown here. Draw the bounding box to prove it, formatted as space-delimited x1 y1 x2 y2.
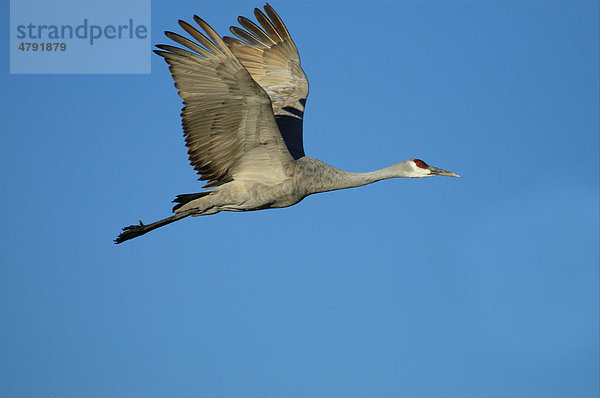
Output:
18 42 66 52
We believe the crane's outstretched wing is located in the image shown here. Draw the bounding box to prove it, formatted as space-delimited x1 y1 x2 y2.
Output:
223 4 309 160
154 16 294 188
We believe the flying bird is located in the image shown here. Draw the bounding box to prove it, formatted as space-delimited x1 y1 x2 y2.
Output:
115 4 460 244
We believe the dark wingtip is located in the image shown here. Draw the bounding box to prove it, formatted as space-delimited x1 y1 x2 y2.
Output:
178 19 192 30
193 15 207 27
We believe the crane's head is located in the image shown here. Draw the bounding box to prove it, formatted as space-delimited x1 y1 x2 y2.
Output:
404 158 461 178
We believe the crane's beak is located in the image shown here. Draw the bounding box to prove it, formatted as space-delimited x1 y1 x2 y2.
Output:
429 166 461 178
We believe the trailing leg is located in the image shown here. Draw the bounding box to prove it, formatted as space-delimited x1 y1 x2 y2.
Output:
115 210 192 244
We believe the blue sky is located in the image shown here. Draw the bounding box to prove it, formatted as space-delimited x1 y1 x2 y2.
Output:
1 1 598 397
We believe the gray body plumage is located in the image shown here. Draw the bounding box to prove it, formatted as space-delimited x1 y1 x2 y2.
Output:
115 5 459 244
174 157 413 215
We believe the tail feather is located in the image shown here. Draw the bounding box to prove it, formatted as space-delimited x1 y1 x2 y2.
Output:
172 192 210 212
115 211 191 244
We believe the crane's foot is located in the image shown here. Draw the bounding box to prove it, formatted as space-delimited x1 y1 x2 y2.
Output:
114 220 147 244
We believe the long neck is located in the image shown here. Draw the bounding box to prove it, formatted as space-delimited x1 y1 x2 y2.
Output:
297 158 408 195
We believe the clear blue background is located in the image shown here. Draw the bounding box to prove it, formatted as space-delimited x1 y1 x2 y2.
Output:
2 1 598 397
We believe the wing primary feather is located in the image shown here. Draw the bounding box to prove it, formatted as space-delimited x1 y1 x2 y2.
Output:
237 16 276 45
155 44 199 59
264 4 292 40
178 20 222 55
222 35 246 47
192 16 236 58
229 26 262 46
164 31 213 57
253 8 283 42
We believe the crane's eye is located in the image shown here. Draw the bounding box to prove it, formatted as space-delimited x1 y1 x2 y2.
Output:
413 159 429 169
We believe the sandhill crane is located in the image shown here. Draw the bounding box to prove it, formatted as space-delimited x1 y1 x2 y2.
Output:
115 4 460 244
